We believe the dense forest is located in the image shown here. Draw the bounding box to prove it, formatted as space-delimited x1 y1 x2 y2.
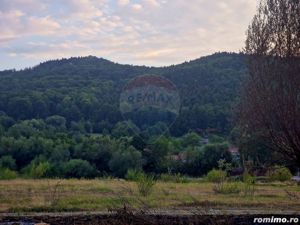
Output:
0 52 258 178
0 52 247 134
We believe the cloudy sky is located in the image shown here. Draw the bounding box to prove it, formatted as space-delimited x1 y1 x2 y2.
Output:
0 0 258 70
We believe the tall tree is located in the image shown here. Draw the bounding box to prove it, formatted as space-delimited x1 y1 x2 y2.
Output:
240 0 300 165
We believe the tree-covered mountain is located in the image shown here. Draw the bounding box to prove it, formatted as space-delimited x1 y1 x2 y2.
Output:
0 52 249 178
0 52 247 136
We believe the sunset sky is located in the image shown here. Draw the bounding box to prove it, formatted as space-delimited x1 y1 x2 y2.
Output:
0 0 258 70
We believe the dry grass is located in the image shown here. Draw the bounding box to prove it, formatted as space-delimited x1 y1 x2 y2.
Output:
0 179 299 213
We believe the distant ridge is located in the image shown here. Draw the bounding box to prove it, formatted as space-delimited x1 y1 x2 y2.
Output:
0 52 247 136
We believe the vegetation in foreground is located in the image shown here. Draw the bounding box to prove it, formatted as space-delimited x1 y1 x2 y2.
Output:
0 177 299 213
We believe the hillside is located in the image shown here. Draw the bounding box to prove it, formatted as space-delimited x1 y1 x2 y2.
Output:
0 52 250 178
0 52 247 136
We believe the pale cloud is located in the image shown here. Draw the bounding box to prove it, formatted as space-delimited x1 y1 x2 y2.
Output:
132 4 143 11
7 41 92 59
0 0 259 70
142 0 160 7
58 0 104 19
26 16 61 34
118 0 130 6
0 0 46 13
0 10 60 44
138 48 177 60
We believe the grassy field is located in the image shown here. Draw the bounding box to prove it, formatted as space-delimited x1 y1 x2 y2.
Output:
0 179 300 213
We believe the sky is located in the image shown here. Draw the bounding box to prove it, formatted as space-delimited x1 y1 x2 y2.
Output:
0 0 258 70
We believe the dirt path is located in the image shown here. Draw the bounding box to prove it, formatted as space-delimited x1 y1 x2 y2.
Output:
0 208 299 225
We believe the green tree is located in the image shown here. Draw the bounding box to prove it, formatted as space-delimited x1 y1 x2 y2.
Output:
112 121 140 138
0 115 15 129
143 136 170 173
200 143 232 175
0 155 16 170
109 146 143 177
181 132 201 147
63 159 97 178
45 115 66 129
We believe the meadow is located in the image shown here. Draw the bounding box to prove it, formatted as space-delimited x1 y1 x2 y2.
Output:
0 178 299 213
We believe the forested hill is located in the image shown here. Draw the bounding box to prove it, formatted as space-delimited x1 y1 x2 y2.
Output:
0 52 247 136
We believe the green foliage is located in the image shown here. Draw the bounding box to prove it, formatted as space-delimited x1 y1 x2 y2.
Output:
112 121 140 138
0 53 246 137
125 169 143 181
136 172 156 196
233 128 276 167
217 159 232 173
0 125 4 136
200 143 232 175
181 132 201 147
0 115 15 129
209 135 225 144
206 169 226 183
0 155 16 170
143 136 170 173
73 135 116 172
243 173 256 196
0 53 273 179
63 159 97 178
0 168 17 180
24 161 52 179
267 166 292 182
45 115 66 129
208 166 241 195
8 123 35 138
109 146 142 178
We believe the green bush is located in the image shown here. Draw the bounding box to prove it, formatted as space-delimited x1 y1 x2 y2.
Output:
137 172 156 196
25 161 52 179
0 155 16 170
213 182 241 194
125 169 143 181
206 169 226 183
268 166 292 182
0 168 17 180
109 146 143 178
160 173 189 183
200 143 232 175
63 159 97 178
243 173 256 196
209 135 225 144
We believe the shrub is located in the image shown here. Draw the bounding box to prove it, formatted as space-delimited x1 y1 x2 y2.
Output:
109 146 143 178
206 169 226 183
25 161 52 179
267 166 292 182
181 132 201 147
0 168 17 180
209 135 225 144
125 169 143 181
137 172 156 196
243 173 256 196
200 143 232 175
0 155 16 170
63 159 97 178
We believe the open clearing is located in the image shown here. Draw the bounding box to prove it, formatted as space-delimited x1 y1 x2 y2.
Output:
0 179 300 213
